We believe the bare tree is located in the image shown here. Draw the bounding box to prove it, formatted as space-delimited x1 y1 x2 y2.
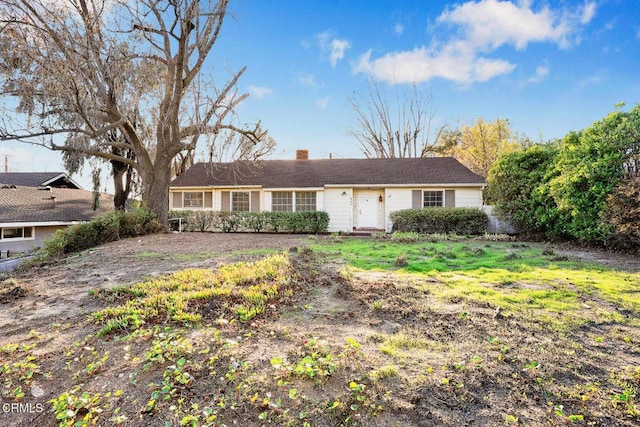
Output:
348 80 446 158
0 0 272 226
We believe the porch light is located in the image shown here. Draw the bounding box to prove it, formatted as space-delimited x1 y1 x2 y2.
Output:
378 195 383 202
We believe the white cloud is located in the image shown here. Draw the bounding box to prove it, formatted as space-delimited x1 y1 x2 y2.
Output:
353 0 595 85
581 2 596 25
528 64 550 83
394 23 404 36
330 38 350 67
353 45 515 85
316 31 351 67
316 97 330 109
248 85 273 99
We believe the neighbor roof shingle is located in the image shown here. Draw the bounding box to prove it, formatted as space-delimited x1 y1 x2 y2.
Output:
170 157 486 188
0 172 81 189
0 186 113 224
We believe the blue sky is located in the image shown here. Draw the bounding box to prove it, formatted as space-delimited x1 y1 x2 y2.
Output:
2 0 639 189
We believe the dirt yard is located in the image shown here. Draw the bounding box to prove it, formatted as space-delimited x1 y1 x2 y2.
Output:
1 233 639 426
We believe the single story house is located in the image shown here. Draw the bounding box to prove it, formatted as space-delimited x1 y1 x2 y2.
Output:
0 185 112 254
169 152 486 233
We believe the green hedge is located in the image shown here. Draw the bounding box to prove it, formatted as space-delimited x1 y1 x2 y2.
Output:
44 208 162 257
168 210 330 234
390 208 488 235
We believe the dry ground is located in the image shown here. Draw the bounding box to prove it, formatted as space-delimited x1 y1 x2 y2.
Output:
0 232 639 426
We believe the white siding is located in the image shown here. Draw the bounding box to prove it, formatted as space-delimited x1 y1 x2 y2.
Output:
383 187 484 231
384 188 413 232
454 188 483 208
213 189 222 210
316 190 324 211
262 191 270 211
323 188 353 232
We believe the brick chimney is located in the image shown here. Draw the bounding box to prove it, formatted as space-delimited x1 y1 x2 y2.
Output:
295 149 309 161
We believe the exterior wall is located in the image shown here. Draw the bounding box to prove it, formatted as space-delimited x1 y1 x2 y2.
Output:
169 186 484 234
323 188 353 232
454 188 483 208
385 188 413 232
0 225 63 254
384 187 484 232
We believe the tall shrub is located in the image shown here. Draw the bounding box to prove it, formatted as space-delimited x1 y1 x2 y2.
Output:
487 143 562 237
603 175 640 249
549 105 640 244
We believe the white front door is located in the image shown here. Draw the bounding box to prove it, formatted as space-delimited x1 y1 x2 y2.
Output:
357 191 379 228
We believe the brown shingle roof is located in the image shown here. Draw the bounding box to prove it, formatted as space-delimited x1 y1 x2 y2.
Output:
0 186 112 224
0 172 81 189
171 157 486 188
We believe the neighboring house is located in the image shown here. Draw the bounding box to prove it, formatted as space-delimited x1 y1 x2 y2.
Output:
0 171 82 189
169 151 486 233
0 185 112 253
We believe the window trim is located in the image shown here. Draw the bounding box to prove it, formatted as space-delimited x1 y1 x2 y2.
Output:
231 191 251 212
183 191 204 208
1 226 35 241
270 190 317 212
271 191 293 212
422 190 444 208
295 191 317 212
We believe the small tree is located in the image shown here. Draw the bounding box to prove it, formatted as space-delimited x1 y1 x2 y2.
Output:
442 118 523 178
347 80 446 158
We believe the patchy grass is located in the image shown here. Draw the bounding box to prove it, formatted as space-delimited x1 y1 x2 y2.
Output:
1 236 639 427
312 238 640 331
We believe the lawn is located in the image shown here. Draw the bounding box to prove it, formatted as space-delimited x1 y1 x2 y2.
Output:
310 237 640 330
1 233 639 426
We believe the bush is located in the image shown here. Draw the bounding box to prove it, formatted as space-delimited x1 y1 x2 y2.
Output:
487 144 563 238
44 207 161 257
603 175 640 249
390 208 488 235
168 210 330 234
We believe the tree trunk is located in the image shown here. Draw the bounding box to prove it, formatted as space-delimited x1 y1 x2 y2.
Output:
141 162 171 230
112 167 129 210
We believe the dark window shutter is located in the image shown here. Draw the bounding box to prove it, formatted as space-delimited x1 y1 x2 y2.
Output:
412 190 422 208
221 191 230 211
445 190 455 207
172 192 183 209
251 191 260 212
205 192 213 209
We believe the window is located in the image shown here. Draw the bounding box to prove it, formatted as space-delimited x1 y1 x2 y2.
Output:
271 191 317 212
423 191 443 208
184 192 204 208
1 227 34 240
295 191 317 211
272 191 293 212
232 191 250 211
